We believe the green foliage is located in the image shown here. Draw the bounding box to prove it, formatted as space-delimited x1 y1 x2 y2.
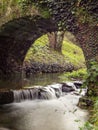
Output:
84 61 98 87
62 39 85 69
0 0 19 15
0 0 23 25
76 6 93 24
18 0 31 10
26 0 98 32
91 99 98 125
59 68 87 81
83 98 98 130
18 0 50 18
25 34 48 60
79 98 98 130
31 0 77 31
39 8 50 18
81 61 98 96
77 0 98 24
25 34 85 70
25 43 67 65
0 0 98 31
92 99 98 128
79 122 96 130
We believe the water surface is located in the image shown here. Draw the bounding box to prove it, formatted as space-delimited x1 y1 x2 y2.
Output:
0 73 63 89
0 73 88 130
0 93 88 130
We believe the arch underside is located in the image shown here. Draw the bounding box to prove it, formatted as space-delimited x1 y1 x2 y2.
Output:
0 16 57 78
0 15 98 80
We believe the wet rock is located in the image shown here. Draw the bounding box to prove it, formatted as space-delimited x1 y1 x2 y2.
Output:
61 82 76 92
73 81 83 89
13 88 40 102
0 81 84 105
50 84 62 98
38 87 56 99
78 96 93 109
23 62 74 75
0 91 14 105
0 86 57 104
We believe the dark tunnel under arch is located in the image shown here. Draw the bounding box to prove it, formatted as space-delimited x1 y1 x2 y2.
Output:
0 15 58 78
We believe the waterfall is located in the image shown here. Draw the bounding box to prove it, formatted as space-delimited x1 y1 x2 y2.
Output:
13 85 61 102
0 81 88 130
0 81 84 104
13 88 39 102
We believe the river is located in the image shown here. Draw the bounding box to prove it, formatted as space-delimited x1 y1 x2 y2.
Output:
0 73 62 89
0 73 88 130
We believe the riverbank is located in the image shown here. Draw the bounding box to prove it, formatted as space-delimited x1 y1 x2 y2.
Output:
23 35 85 74
87 98 98 130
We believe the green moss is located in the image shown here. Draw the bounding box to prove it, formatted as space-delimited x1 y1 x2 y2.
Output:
25 34 65 65
62 40 85 69
25 34 85 70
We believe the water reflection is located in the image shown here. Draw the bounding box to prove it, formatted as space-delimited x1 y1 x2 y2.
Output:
0 73 62 90
23 73 62 87
0 79 23 90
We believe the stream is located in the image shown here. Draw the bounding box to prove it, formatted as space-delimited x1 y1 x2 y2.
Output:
0 73 88 130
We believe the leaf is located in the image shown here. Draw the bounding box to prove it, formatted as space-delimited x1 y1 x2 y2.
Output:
73 108 77 113
74 119 80 122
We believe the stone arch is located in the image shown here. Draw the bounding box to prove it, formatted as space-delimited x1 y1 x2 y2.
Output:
0 15 98 80
75 24 98 67
0 15 57 78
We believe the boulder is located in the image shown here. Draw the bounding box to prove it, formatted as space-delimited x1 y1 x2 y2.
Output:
38 87 56 99
61 82 76 92
73 81 83 89
50 84 62 98
0 91 14 105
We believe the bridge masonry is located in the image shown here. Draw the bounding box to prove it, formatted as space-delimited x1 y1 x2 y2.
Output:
0 16 57 79
0 15 98 80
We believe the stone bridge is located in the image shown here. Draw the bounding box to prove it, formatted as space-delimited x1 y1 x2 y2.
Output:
0 16 57 79
0 15 98 80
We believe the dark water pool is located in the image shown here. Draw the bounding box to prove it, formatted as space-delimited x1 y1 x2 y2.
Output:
0 73 64 90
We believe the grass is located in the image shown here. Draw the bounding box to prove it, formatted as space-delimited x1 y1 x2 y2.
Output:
59 68 87 81
25 34 85 70
62 39 85 69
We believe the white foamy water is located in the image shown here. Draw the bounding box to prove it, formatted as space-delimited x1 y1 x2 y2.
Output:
0 93 88 130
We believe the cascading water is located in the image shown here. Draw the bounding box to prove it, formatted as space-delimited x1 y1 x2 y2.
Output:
0 84 63 104
13 85 61 102
0 81 88 130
